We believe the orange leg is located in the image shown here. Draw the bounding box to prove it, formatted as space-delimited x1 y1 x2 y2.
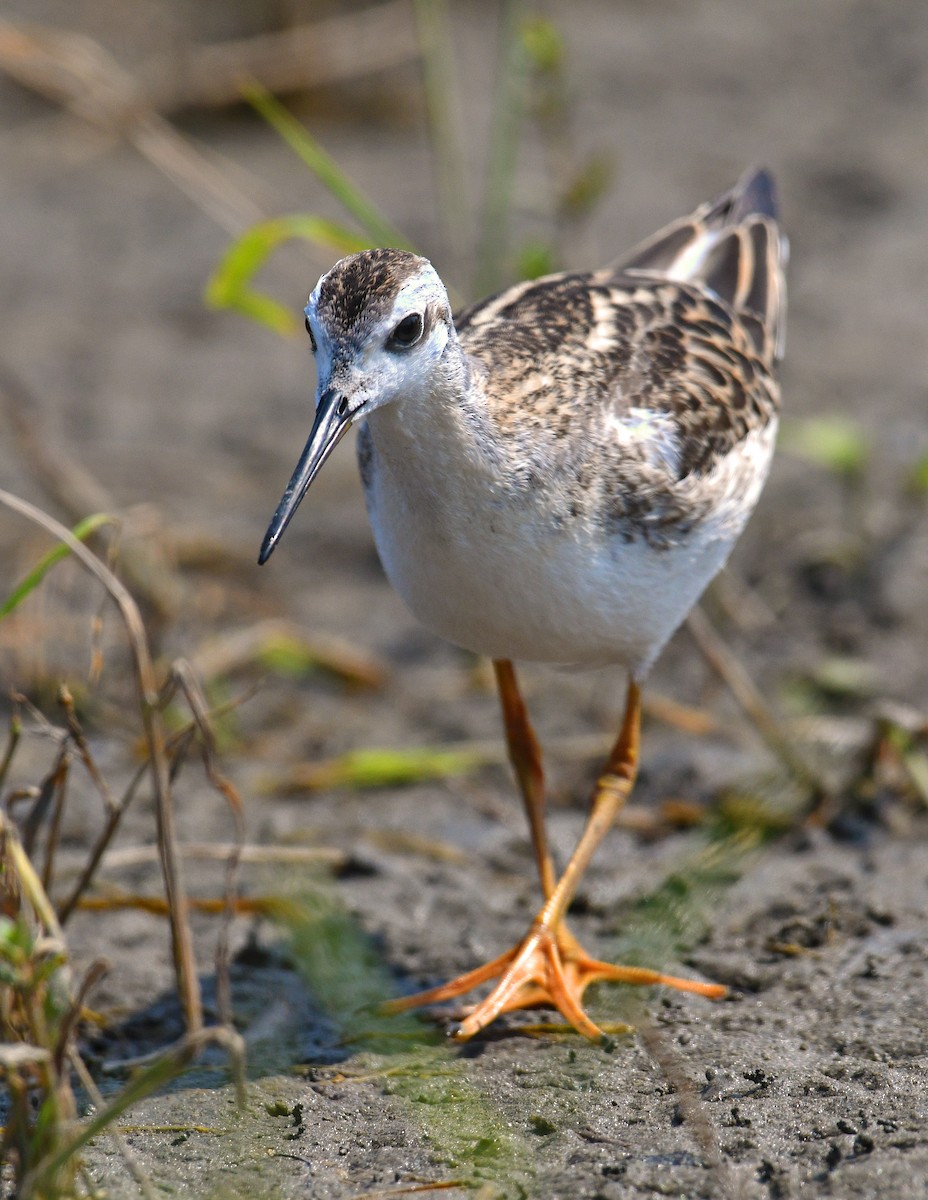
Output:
492 659 555 899
386 674 725 1040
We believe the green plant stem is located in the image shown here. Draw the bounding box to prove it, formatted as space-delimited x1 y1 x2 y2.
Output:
474 0 532 296
1 512 114 618
246 82 413 250
24 1028 246 1195
412 0 471 278
205 214 372 336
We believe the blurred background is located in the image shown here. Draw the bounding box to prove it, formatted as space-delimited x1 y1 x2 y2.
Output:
2 0 926 702
2 2 928 1194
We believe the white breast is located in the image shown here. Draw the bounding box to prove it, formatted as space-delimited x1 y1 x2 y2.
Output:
361 402 776 677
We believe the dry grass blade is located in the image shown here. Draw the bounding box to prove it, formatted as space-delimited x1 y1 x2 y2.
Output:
54 685 266 921
0 18 264 236
140 1 418 114
0 487 202 1034
190 618 388 689
75 892 275 918
687 604 828 804
87 841 348 870
38 745 69 892
55 756 145 926
4 809 66 941
58 684 116 812
161 658 245 1032
0 358 181 622
350 1182 469 1200
643 690 718 736
0 359 113 519
4 805 246 1191
28 686 161 920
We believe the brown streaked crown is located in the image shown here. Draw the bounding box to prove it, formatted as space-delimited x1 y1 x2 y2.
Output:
313 248 432 341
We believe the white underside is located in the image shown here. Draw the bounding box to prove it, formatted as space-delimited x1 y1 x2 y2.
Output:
362 403 776 677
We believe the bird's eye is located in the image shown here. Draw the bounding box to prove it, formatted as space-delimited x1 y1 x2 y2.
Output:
304 315 317 352
387 313 424 350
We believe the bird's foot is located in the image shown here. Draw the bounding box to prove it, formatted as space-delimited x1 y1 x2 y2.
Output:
384 922 725 1042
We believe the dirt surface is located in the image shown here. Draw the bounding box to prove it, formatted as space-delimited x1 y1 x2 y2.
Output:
2 2 928 1197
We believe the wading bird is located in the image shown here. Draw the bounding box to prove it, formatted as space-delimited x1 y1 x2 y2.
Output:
259 168 786 1040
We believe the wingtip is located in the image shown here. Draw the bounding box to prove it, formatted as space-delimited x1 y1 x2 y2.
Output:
733 165 779 222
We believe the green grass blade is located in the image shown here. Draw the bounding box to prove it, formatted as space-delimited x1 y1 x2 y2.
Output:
412 0 471 275
30 1030 244 1192
474 0 532 295
205 214 373 335
907 451 928 496
322 745 485 788
0 513 114 619
245 82 414 251
779 415 869 478
266 743 489 795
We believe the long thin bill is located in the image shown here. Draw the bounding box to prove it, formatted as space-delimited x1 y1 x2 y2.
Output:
258 389 351 564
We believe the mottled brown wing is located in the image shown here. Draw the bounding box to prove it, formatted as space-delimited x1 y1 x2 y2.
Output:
455 168 785 483
459 276 777 480
615 166 787 363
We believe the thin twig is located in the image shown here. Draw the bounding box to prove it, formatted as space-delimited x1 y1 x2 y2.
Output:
56 794 128 926
58 684 117 813
56 684 266 921
54 746 157 924
40 749 69 892
53 958 107 1073
21 741 69 858
0 694 22 790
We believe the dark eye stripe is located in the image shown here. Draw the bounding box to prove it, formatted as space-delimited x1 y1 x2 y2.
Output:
305 315 317 352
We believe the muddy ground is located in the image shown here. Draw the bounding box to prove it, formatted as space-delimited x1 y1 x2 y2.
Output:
2 1 928 1197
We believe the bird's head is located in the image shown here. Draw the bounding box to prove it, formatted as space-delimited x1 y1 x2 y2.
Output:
258 249 453 564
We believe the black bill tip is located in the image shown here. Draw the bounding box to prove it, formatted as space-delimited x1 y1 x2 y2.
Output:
257 388 352 566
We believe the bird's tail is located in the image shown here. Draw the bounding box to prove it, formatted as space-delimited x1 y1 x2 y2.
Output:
615 167 788 361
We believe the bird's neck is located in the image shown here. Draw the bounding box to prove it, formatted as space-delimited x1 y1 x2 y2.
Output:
366 339 499 480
